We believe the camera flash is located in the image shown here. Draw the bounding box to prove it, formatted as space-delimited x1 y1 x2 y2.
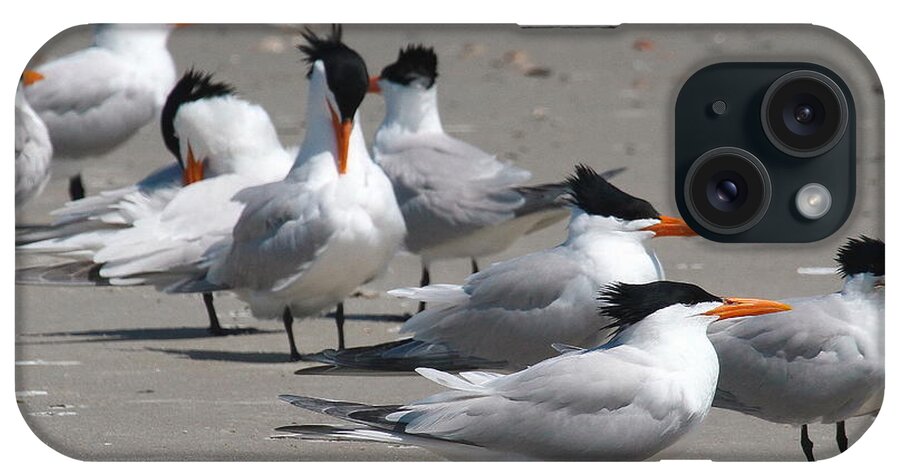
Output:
795 183 832 220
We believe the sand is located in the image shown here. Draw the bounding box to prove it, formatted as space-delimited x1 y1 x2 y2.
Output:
15 24 882 461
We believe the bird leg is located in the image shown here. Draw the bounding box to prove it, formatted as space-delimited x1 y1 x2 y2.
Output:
335 302 346 350
836 421 848 452
800 424 815 461
203 293 224 335
202 293 255 336
417 264 431 314
69 174 85 200
282 307 301 361
471 258 480 274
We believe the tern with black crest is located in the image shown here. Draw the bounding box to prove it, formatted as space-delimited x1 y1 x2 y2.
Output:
303 164 696 371
17 70 294 334
710 236 885 461
370 45 615 306
18 70 239 249
278 281 790 461
162 26 406 359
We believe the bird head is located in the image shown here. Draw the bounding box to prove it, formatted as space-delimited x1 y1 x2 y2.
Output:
370 44 439 95
599 281 791 337
299 25 369 175
565 164 697 238
160 69 236 185
836 235 885 288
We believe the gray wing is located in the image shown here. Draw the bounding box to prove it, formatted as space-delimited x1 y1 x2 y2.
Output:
709 293 883 421
377 133 531 252
27 48 158 157
391 350 689 460
207 181 335 292
398 248 599 365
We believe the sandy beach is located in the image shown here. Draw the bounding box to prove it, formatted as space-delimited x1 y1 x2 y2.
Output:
15 23 883 461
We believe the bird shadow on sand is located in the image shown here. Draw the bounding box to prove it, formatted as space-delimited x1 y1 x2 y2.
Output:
320 312 410 323
146 347 295 364
17 326 277 345
292 364 418 377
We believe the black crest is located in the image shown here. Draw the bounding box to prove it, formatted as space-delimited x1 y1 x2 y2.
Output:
298 25 368 123
836 235 885 278
598 281 723 334
161 69 235 167
565 164 660 220
380 44 439 89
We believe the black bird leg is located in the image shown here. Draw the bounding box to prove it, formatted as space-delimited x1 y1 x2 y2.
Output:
69 174 85 200
471 258 479 274
203 292 224 335
417 264 431 314
335 302 346 350
836 421 848 453
800 424 815 461
282 307 301 361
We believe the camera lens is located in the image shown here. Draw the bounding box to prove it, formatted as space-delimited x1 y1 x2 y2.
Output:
684 147 771 234
761 70 849 158
707 173 747 212
716 180 738 202
793 104 815 124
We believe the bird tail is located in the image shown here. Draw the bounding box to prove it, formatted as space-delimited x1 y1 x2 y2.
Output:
275 395 500 460
299 338 505 373
387 284 468 304
272 424 410 445
15 261 110 286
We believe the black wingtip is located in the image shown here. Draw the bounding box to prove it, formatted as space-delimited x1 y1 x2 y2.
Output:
835 235 885 278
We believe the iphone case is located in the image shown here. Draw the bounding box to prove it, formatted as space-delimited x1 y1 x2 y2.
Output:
14 24 884 461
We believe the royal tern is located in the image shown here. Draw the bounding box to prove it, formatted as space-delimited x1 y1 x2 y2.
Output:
278 281 790 461
709 236 884 461
17 70 294 334
303 164 696 371
17 70 241 252
15 72 53 207
24 24 177 159
164 26 406 359
371 45 601 310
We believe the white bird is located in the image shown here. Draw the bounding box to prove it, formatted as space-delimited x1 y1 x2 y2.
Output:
17 70 237 250
15 72 53 207
277 280 791 461
16 70 295 335
24 24 178 159
370 45 596 309
164 26 406 359
303 164 696 371
709 236 884 461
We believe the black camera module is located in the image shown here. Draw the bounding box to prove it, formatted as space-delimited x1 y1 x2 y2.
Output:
684 147 771 234
676 62 856 242
761 70 849 158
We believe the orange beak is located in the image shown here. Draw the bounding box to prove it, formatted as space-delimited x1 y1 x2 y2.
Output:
23 70 44 86
328 104 352 175
704 297 792 321
642 215 697 237
367 76 382 94
182 143 204 185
